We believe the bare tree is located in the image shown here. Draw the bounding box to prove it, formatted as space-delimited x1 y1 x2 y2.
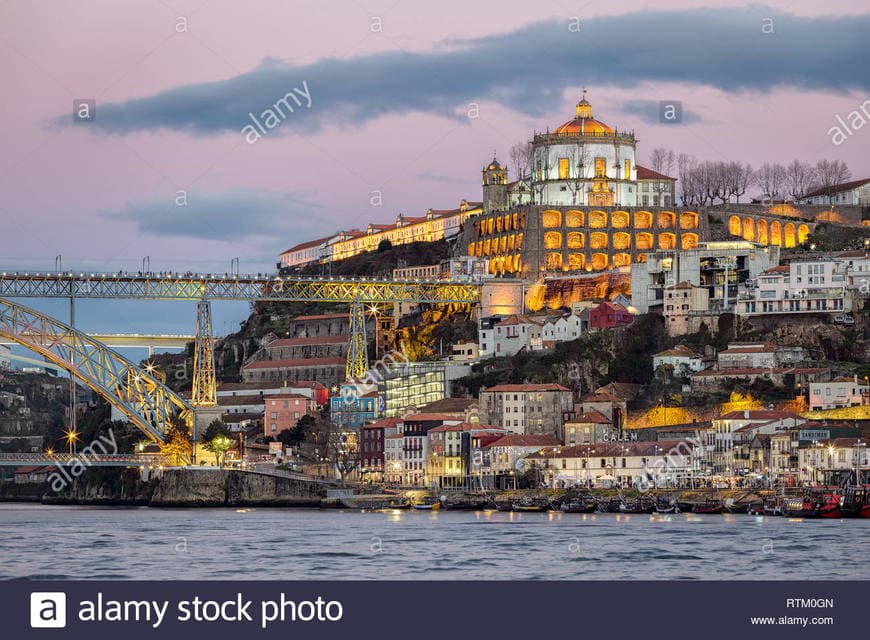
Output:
727 161 754 203
509 140 533 204
785 159 817 202
649 147 675 205
677 153 699 206
565 142 591 205
755 163 787 203
812 159 851 203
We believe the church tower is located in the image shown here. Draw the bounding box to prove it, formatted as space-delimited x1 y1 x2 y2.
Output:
482 156 508 214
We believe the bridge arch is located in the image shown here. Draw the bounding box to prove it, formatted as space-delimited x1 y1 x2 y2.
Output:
0 298 193 442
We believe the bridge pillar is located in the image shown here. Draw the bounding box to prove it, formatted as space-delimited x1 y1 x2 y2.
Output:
346 302 369 381
191 300 218 462
191 300 217 408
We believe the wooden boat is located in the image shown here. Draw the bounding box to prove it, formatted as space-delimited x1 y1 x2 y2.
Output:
412 498 442 510
560 497 597 513
746 502 764 515
512 497 550 512
677 500 696 513
655 497 680 514
782 489 842 518
597 497 624 513
723 498 749 514
620 497 656 514
762 495 785 516
842 486 870 518
444 499 490 510
691 498 724 514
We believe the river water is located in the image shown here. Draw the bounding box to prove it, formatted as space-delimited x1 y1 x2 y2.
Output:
1 504 867 580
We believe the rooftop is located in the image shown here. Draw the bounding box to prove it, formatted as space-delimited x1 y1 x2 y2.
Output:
484 383 571 393
801 177 870 199
242 357 345 370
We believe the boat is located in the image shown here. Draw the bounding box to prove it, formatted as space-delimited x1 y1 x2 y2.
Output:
723 498 750 514
677 500 696 513
655 497 680 514
620 496 656 514
762 495 786 516
691 498 724 514
412 498 442 510
512 497 550 512
782 488 842 518
597 497 624 513
444 498 490 510
746 502 764 515
560 496 598 513
842 486 870 518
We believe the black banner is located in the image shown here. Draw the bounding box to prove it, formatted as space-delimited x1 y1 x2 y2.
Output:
3 580 862 638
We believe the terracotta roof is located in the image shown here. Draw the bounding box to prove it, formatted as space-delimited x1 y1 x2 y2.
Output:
242 357 345 370
760 265 790 274
403 413 463 422
266 335 347 347
635 165 677 181
496 314 534 327
654 347 701 358
217 395 265 406
568 410 612 424
525 440 691 459
484 383 570 393
581 392 623 403
484 434 561 448
801 177 870 199
281 235 332 254
217 380 326 392
292 313 347 322
417 397 477 413
668 280 695 289
362 417 403 430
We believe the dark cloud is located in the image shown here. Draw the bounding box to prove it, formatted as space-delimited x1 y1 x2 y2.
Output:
618 100 705 125
62 7 869 136
100 189 328 243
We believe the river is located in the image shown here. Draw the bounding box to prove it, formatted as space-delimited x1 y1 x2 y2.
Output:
1 504 867 580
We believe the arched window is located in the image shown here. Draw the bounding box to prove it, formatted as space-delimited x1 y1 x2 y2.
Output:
729 215 741 236
590 232 608 249
635 211 653 229
567 232 585 249
589 210 607 228
543 210 562 228
756 219 768 245
743 218 755 242
659 232 676 249
658 211 676 229
611 211 630 228
681 233 699 250
613 232 631 250
566 210 584 227
679 211 698 229
544 232 563 249
769 221 782 246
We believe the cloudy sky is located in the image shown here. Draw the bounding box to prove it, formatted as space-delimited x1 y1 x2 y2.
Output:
1 0 869 335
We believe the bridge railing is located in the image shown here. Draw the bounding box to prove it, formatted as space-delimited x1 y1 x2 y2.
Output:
0 452 168 465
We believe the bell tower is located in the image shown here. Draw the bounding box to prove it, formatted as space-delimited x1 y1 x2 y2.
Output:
482 156 508 214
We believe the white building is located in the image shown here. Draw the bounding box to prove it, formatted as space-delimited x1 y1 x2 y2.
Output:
631 241 780 314
653 345 705 377
512 93 641 208
738 259 849 317
540 312 585 345
708 410 806 475
384 434 404 484
797 178 870 206
522 441 694 489
662 281 710 336
478 314 542 359
717 342 777 370
808 376 869 411
479 383 574 438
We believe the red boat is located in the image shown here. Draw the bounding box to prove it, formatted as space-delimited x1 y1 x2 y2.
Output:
782 488 842 518
691 498 724 514
842 486 870 518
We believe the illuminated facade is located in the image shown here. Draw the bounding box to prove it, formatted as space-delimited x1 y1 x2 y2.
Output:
279 200 482 268
468 95 697 276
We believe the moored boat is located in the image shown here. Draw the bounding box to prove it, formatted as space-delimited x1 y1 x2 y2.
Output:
763 495 785 516
842 486 870 518
782 488 842 518
691 498 724 514
655 497 680 514
597 497 624 513
560 497 598 513
620 496 656 514
512 497 550 512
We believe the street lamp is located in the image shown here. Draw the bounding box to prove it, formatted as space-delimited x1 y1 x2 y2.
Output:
63 427 80 457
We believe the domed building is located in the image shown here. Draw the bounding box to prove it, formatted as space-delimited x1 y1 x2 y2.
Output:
528 92 639 207
469 92 699 277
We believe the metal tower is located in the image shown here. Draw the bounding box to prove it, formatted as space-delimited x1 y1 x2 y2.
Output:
191 300 217 407
346 302 369 381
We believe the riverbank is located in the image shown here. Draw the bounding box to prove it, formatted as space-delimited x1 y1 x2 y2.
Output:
0 467 785 509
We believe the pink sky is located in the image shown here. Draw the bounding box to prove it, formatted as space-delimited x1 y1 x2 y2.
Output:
1 0 869 277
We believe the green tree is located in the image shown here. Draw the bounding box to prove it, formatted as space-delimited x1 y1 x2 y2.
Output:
203 419 231 442
204 434 233 467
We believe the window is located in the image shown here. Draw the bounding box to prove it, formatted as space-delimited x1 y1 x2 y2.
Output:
624 159 631 180
594 157 606 177
558 157 570 180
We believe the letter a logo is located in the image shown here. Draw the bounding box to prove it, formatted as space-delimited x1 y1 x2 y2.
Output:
30 592 67 628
